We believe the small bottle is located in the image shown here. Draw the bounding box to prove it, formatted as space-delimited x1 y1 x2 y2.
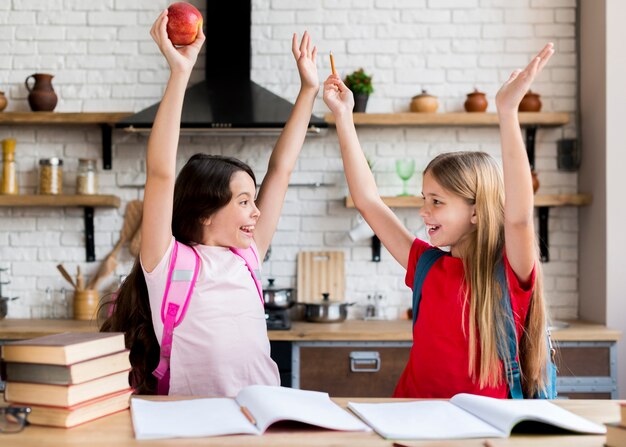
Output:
38 157 63 195
365 294 376 319
1 138 18 195
76 158 98 195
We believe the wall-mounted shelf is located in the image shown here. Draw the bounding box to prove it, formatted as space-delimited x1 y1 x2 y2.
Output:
0 194 121 262
324 112 570 171
0 112 132 170
346 193 592 263
324 112 570 127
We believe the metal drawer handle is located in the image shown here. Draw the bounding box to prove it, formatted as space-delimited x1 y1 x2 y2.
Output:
350 351 381 372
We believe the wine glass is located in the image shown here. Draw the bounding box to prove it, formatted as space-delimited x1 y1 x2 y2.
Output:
395 158 415 196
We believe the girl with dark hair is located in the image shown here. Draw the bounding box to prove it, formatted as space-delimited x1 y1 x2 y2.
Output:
101 10 319 396
323 44 555 399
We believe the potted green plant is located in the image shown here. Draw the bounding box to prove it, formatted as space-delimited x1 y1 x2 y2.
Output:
344 68 373 113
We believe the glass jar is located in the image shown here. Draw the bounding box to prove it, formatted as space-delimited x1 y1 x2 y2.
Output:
38 157 63 195
1 138 18 195
76 158 98 195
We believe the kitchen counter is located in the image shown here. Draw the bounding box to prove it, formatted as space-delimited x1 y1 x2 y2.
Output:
0 318 621 342
1 397 623 447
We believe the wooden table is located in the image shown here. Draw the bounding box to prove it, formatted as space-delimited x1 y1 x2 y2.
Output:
2 398 622 447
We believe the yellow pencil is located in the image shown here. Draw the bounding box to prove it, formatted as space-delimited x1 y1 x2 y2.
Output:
330 51 337 75
240 406 257 427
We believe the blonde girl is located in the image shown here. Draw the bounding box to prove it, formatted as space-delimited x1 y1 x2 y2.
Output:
323 44 555 398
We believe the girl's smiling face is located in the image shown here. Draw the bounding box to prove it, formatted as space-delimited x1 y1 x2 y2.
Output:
202 170 260 248
419 171 477 257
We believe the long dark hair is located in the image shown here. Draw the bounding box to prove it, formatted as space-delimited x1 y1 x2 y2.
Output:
100 154 256 394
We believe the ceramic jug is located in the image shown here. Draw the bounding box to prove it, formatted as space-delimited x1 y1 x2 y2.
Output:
25 73 58 112
464 88 488 112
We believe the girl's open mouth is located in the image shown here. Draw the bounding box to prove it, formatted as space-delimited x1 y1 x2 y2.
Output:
240 225 255 237
427 224 441 236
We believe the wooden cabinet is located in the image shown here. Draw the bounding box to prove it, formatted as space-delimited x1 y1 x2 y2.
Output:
289 340 618 399
554 341 617 399
291 342 411 397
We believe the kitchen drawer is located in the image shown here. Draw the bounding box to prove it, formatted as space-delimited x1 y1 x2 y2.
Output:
292 342 411 397
554 341 617 399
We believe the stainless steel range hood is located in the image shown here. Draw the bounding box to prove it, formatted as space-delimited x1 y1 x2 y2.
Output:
116 1 327 135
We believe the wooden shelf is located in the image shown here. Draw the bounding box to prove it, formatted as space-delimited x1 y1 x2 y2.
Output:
324 112 570 127
0 112 132 125
346 193 592 263
345 193 592 208
0 194 121 262
0 194 120 208
0 112 133 170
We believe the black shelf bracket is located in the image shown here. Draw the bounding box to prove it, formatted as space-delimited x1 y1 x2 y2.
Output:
371 235 381 262
101 124 113 170
538 206 550 262
525 125 553 263
525 125 537 170
84 206 95 262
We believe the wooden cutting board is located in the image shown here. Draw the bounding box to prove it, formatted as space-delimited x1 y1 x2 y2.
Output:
297 251 345 303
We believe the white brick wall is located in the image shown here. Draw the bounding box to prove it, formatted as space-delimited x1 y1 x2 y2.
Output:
0 0 579 320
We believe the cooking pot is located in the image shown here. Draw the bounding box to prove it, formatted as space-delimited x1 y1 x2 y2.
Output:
300 293 354 323
263 278 294 309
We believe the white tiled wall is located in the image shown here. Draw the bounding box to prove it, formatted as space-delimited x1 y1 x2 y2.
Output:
0 0 579 320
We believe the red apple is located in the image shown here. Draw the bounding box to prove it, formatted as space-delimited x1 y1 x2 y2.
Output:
167 2 203 46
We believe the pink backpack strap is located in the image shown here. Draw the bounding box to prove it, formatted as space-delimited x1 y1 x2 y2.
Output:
230 244 263 304
152 241 199 395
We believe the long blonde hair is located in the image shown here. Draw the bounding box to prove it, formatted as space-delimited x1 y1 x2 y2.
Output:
424 151 549 396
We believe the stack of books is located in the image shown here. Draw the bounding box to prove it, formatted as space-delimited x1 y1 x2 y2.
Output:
606 403 626 447
1 332 132 428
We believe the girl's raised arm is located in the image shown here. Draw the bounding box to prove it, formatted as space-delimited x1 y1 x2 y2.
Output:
141 11 205 271
495 43 554 282
254 32 319 260
323 75 414 269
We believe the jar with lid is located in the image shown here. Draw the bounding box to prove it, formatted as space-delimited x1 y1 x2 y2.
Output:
1 138 18 195
38 157 63 195
76 158 98 195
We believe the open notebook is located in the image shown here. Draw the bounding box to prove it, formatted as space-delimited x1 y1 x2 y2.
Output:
131 385 370 440
348 393 607 440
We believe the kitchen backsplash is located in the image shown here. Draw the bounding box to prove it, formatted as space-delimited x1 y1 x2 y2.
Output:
0 0 578 320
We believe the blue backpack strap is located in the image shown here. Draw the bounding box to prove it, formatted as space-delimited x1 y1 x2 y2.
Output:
152 241 200 395
496 262 525 399
412 247 448 328
497 262 558 399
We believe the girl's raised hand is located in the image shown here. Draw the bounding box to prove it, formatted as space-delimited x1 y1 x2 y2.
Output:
292 31 319 92
496 43 554 115
323 75 354 117
150 9 205 75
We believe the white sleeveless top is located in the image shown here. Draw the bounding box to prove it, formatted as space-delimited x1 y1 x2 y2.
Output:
142 237 280 397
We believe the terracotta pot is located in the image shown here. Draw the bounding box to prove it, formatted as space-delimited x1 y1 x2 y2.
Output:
0 91 7 112
410 89 438 113
25 73 58 112
532 170 540 193
464 88 488 112
519 90 542 112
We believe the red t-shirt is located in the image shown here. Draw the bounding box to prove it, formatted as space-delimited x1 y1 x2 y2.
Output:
393 238 536 398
